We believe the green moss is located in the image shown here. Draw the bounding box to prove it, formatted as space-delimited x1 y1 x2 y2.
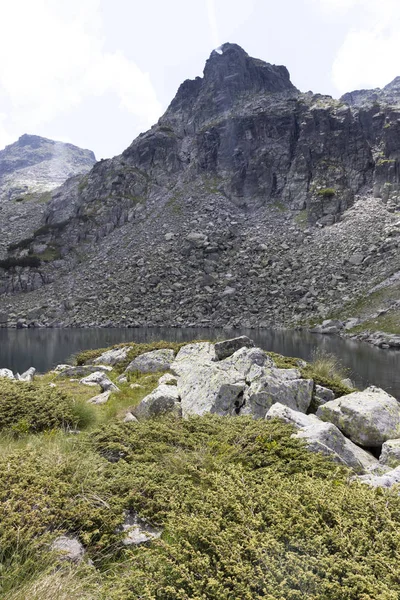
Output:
316 187 336 197
266 351 303 369
294 209 308 227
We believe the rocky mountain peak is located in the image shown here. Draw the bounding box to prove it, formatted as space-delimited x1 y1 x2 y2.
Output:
161 43 298 131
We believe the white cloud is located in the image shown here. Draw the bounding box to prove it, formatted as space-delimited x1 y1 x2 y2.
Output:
312 0 400 94
0 0 162 151
206 0 220 49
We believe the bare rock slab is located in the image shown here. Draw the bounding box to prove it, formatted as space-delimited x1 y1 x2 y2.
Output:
214 336 255 360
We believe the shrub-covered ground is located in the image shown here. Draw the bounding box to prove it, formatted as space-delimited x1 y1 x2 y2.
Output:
1 342 398 600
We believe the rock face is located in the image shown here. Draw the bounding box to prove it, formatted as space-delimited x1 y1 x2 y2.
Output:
2 45 400 329
125 349 175 373
132 384 181 420
317 387 400 447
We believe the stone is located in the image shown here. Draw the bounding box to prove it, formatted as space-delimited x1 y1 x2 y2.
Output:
116 374 128 383
358 466 400 488
158 372 178 385
267 403 378 474
123 412 138 423
177 362 246 417
57 365 112 378
80 371 119 393
16 367 36 382
0 368 14 379
87 390 111 405
313 384 335 408
214 336 255 360
243 369 313 417
0 311 7 323
125 349 175 373
317 386 400 447
348 252 365 266
120 512 162 546
51 535 85 563
93 346 131 365
133 384 181 420
379 439 400 468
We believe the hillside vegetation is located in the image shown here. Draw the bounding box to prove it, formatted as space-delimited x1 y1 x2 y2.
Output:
1 342 400 599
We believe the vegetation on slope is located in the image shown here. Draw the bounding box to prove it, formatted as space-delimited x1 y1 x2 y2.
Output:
0 341 394 600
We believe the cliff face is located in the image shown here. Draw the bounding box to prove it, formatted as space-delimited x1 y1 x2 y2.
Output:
1 43 400 329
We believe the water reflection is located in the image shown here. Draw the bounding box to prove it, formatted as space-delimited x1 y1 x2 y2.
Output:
0 327 398 397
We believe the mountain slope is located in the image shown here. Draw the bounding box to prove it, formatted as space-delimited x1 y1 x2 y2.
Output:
1 43 400 329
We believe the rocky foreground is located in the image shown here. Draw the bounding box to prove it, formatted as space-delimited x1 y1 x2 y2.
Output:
1 44 400 331
2 337 400 598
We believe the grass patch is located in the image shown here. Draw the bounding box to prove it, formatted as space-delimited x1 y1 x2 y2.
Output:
301 350 354 397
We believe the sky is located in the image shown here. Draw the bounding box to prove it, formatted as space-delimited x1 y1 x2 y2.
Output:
0 0 399 159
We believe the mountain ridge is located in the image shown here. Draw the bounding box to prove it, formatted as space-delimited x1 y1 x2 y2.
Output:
1 44 400 331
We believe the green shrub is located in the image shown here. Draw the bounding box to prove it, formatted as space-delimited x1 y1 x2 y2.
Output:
316 187 336 197
0 379 95 434
0 256 41 270
301 350 354 398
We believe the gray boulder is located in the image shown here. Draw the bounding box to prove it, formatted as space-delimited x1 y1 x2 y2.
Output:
93 346 131 366
243 368 313 417
125 349 175 373
214 336 255 360
80 371 119 393
51 535 85 563
379 439 400 468
317 386 400 447
57 365 112 378
267 403 377 474
0 368 14 379
158 372 178 385
177 362 246 417
313 384 335 408
17 367 36 382
133 384 181 420
87 390 111 405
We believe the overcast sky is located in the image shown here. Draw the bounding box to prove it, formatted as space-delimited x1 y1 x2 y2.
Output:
0 0 399 159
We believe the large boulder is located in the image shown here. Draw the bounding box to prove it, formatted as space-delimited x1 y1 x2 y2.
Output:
16 367 36 382
133 384 181 420
267 403 378 474
125 349 175 373
243 368 313 417
317 386 400 447
214 336 255 360
57 365 112 378
93 346 131 366
177 362 246 417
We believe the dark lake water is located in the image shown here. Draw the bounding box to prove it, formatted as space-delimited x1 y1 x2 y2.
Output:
0 327 399 397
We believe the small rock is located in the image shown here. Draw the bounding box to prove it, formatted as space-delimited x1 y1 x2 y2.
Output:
51 536 85 563
87 390 111 405
120 512 162 546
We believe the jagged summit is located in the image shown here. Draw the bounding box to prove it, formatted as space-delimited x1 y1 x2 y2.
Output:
341 76 400 107
162 43 298 131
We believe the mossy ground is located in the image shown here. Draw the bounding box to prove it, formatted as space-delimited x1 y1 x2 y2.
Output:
0 341 397 600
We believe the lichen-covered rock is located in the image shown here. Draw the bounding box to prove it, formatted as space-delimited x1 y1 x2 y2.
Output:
243 369 313 417
125 349 175 373
171 343 217 376
177 362 246 417
214 336 255 360
317 386 400 447
133 384 181 420
267 402 378 474
93 346 130 365
16 367 36 382
379 439 400 468
158 372 178 385
220 347 273 378
313 384 335 408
